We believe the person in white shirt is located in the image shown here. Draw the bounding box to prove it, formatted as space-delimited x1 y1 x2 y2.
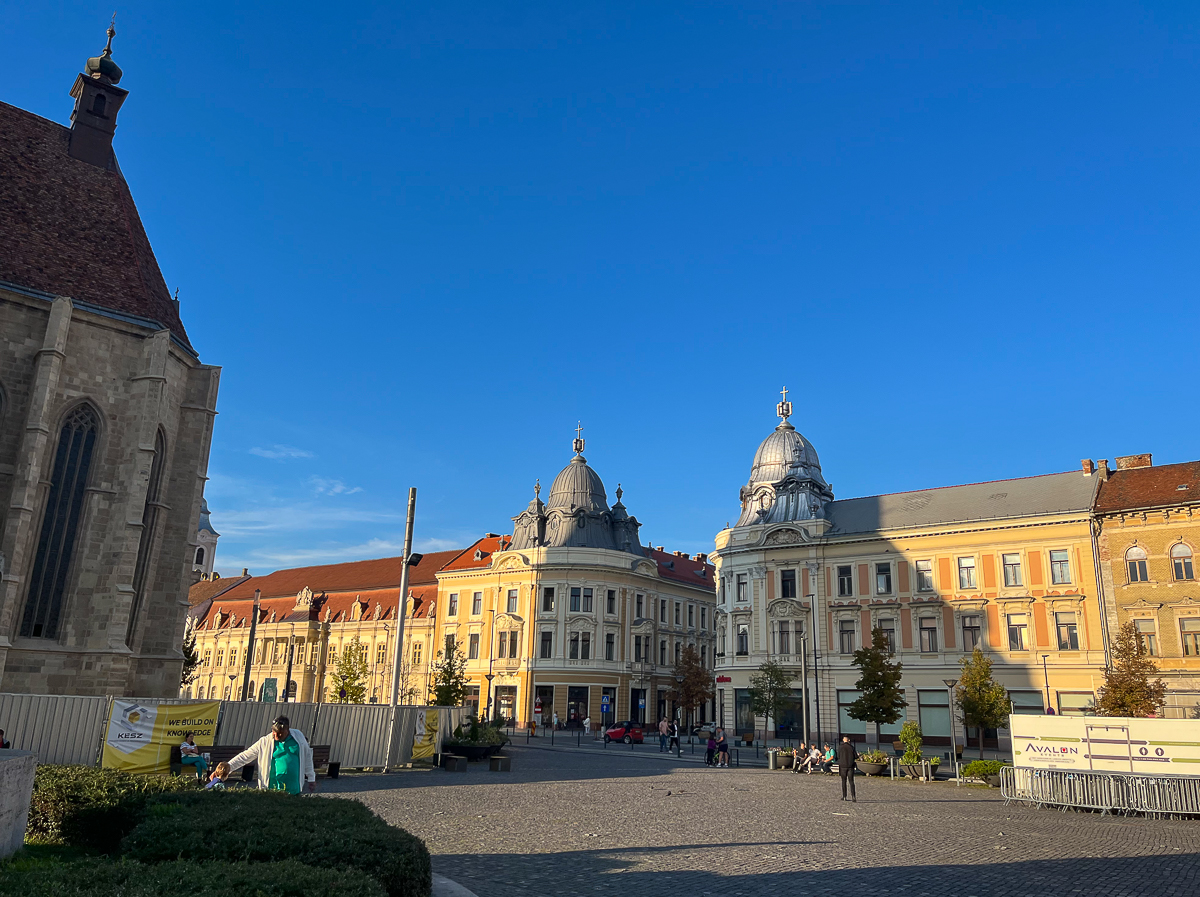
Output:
582 715 592 734
225 716 316 794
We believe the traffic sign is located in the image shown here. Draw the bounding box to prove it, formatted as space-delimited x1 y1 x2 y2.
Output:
600 695 611 708
638 697 645 708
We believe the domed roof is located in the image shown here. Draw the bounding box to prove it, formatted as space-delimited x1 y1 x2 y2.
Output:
545 455 609 512
747 420 824 488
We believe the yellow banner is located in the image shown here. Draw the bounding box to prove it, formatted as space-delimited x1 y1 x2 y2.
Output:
101 700 220 774
412 708 439 760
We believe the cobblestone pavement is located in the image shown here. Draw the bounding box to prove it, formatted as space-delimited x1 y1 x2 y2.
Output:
323 745 1200 897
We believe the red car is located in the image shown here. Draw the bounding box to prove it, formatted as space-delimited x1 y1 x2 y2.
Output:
604 721 645 744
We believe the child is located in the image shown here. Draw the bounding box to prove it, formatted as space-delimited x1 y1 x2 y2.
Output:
205 761 232 790
705 734 716 767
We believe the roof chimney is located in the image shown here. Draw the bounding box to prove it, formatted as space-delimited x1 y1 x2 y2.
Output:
1097 459 1110 481
68 19 129 168
1081 459 1095 475
1115 453 1153 470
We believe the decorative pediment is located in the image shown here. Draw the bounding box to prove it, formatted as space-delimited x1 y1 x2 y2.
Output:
634 560 658 577
907 596 943 608
496 554 528 571
294 586 315 610
1043 593 1086 609
1125 598 1163 611
496 612 525 627
632 618 656 633
767 599 805 618
762 527 808 546
566 614 596 627
1168 595 1200 609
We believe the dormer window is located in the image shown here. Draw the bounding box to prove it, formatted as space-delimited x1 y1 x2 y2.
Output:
474 549 484 561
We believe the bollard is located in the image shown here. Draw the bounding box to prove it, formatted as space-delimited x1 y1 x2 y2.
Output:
551 727 554 746
631 735 635 751
577 730 581 748
735 749 740 768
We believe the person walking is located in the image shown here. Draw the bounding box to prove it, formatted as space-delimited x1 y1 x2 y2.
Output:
705 732 716 766
837 735 859 802
658 717 670 752
668 719 680 752
225 715 316 794
715 727 730 768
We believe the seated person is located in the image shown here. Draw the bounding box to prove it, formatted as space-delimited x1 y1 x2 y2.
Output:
179 732 208 780
206 761 232 790
807 744 823 774
791 742 807 773
821 743 836 773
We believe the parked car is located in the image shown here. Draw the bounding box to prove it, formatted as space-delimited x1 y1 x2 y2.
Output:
604 721 645 744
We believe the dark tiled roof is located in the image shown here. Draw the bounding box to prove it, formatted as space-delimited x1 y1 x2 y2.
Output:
643 545 715 589
0 101 192 349
1095 460 1200 514
186 573 251 607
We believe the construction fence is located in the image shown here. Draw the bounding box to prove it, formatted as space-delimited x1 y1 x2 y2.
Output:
0 692 464 770
1001 765 1200 817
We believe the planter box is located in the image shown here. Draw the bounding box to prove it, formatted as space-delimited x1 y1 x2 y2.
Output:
856 761 887 776
984 774 1001 788
444 744 498 762
441 755 467 772
489 755 511 772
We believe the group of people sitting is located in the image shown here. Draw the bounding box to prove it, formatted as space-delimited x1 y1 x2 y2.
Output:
790 742 836 774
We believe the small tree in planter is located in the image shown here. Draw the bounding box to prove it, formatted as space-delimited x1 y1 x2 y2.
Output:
955 648 1009 759
846 627 906 746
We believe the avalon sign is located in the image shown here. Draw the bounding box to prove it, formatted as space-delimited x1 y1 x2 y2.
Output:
1010 715 1200 776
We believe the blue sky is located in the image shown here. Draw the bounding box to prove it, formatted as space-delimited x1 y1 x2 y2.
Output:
7 3 1199 575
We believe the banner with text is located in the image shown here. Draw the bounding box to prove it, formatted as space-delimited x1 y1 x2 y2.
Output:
1011 714 1200 775
411 708 439 761
101 700 220 774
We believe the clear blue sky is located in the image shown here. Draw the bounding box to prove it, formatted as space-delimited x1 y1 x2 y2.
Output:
7 3 1199 575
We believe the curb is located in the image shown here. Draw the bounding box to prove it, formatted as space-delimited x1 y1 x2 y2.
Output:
433 873 481 897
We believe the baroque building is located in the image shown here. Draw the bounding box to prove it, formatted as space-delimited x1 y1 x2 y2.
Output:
433 432 717 729
0 25 220 696
1094 455 1200 718
712 394 1106 748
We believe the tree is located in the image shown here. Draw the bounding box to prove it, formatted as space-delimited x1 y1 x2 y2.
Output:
955 648 1009 759
330 636 369 704
748 660 794 736
428 644 470 707
668 645 715 727
847 627 906 745
1096 621 1168 718
180 618 200 689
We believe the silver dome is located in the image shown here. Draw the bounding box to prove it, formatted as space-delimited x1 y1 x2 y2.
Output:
545 455 609 512
735 397 834 527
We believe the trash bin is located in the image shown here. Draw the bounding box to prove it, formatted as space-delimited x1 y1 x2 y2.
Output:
768 751 778 770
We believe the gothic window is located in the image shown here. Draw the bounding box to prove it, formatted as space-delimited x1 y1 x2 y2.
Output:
1171 543 1194 581
21 405 100 639
128 430 167 645
1125 546 1149 582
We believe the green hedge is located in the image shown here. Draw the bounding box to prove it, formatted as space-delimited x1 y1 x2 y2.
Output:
962 759 1011 778
0 858 386 897
27 766 197 851
123 791 431 897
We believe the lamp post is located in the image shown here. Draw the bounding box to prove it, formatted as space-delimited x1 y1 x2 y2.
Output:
241 589 261 704
283 623 296 703
805 590 823 745
1041 654 1052 713
227 673 237 701
675 672 684 757
485 608 496 721
943 678 959 784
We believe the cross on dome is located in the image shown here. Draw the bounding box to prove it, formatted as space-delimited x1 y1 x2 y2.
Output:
777 387 792 422
573 422 585 455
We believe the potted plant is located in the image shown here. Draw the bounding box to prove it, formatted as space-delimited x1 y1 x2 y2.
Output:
855 748 889 776
963 759 1010 787
898 721 927 779
443 717 509 761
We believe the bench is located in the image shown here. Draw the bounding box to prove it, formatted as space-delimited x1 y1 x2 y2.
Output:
170 745 212 780
311 744 338 779
206 745 254 782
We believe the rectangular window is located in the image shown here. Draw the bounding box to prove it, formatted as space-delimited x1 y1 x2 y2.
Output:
736 626 749 655
777 623 791 655
471 592 482 615
660 599 668 622
674 602 681 626
542 587 555 612
498 631 508 657
1134 618 1158 655
919 617 938 653
687 604 694 627
444 634 456 657
915 560 934 592
700 606 707 630
700 646 707 666
838 565 854 597
1002 553 1023 587
228 647 238 670
582 588 594 613
570 588 581 612
509 632 518 658
581 632 591 660
202 649 211 668
271 642 281 664
1182 619 1200 657
540 631 553 658
780 569 797 599
412 642 422 665
675 642 682 663
605 632 615 660
879 618 895 654
958 557 977 589
1049 549 1071 585
875 563 892 595
719 579 726 605
736 574 748 602
962 615 981 651
1129 557 1149 582
507 589 518 613
447 593 459 616
215 649 224 668
1057 691 1095 716
660 640 668 664
634 636 643 662
607 589 616 614
569 633 580 659
468 633 480 659
636 594 644 618
1056 612 1079 650
375 643 386 665
839 619 856 654
1007 613 1029 651
327 646 336 666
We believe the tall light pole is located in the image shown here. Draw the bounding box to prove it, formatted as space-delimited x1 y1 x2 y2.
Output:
384 488 421 771
943 678 959 784
1041 654 1052 712
805 590 822 745
485 607 496 721
283 623 296 703
241 589 261 703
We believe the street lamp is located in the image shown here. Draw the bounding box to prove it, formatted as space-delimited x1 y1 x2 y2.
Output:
675 672 684 757
943 678 959 784
227 673 237 701
485 608 496 721
1041 654 1052 713
805 591 822 745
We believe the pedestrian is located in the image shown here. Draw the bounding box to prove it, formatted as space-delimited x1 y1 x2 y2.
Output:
668 719 680 751
0 729 10 750
178 732 209 781
582 715 592 735
226 715 317 794
837 735 859 802
715 727 729 768
553 711 560 730
705 732 716 766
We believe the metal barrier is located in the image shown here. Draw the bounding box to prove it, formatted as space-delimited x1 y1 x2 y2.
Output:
310 702 392 768
1001 765 1200 817
0 693 108 765
215 701 319 747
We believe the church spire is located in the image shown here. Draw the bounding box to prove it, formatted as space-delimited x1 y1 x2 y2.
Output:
70 15 129 167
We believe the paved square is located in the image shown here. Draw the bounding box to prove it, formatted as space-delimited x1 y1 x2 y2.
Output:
325 744 1199 896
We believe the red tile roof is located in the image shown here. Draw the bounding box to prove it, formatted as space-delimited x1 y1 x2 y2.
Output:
1095 460 1200 514
439 535 510 572
0 101 192 349
187 574 251 607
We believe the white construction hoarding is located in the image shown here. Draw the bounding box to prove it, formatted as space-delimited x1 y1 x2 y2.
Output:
1011 714 1200 775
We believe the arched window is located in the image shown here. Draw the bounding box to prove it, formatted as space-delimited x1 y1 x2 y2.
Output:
20 405 99 639
91 93 107 115
127 430 167 645
198 686 205 699
1171 543 1194 581
1126 546 1149 583
195 546 205 567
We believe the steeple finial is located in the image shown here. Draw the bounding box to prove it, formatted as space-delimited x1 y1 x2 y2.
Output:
615 483 623 502
776 387 792 423
85 13 123 84
572 421 585 456
534 479 541 499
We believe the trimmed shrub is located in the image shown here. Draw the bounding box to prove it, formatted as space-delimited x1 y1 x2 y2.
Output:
963 759 1011 778
27 765 197 851
0 858 386 897
123 790 432 897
